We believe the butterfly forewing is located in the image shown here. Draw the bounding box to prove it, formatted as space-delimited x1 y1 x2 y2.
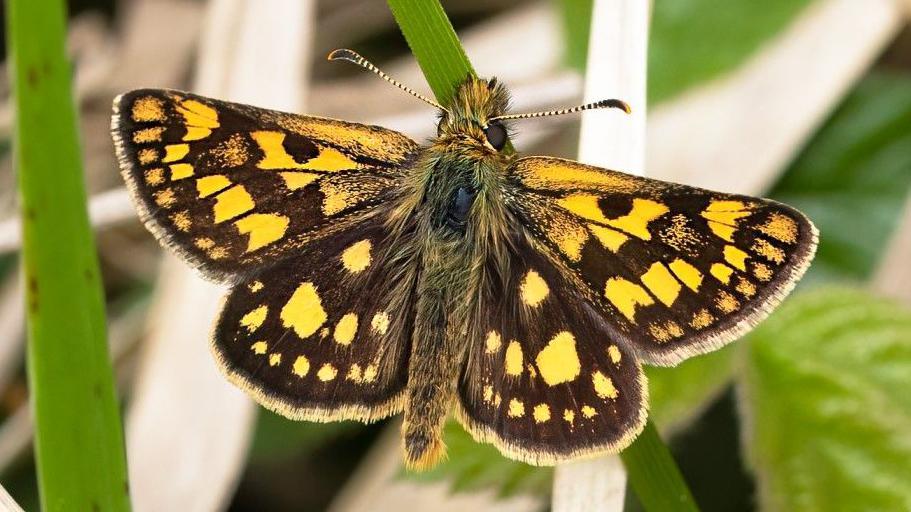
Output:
213 216 415 421
506 156 818 366
112 89 418 282
458 238 646 464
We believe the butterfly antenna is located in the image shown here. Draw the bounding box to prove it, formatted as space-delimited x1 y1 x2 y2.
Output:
488 99 631 122
328 49 448 113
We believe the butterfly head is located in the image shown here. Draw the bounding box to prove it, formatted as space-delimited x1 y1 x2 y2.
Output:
437 75 511 152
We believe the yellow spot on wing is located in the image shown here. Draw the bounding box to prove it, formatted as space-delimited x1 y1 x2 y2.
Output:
705 200 747 212
182 127 211 141
691 309 714 329
235 213 289 252
317 364 338 381
608 345 622 364
131 96 165 122
251 341 267 355
518 161 639 192
551 222 589 262
177 99 219 128
138 148 158 165
483 385 494 403
640 262 682 306
563 409 575 424
162 144 189 163
604 278 654 322
249 281 264 292
605 198 669 240
535 332 581 386
736 277 757 297
724 245 749 271
341 240 372 274
505 341 523 376
305 146 359 171
581 405 598 418
589 224 629 252
593 371 619 399
169 163 194 180
251 131 357 171
702 210 751 226
669 259 703 291
320 181 352 215
520 270 549 307
752 238 786 264
371 312 390 335
269 353 282 366
144 168 164 186
170 211 191 232
240 305 268 332
363 364 378 383
334 313 358 345
753 263 773 281
485 331 502 354
556 194 609 223
197 175 231 197
292 356 310 377
154 189 175 208
710 263 734 284
213 185 255 223
280 172 320 190
133 126 165 143
716 291 740 313
758 213 798 244
649 320 684 343
280 282 327 338
347 364 363 382
708 220 736 241
508 399 525 418
533 404 551 423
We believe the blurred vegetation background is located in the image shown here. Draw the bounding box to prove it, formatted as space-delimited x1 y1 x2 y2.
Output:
1 0 911 511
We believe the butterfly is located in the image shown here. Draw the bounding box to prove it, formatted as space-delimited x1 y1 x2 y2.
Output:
111 49 817 470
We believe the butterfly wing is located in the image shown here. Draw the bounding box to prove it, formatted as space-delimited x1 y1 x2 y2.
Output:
456 239 647 464
213 215 417 421
504 156 818 366
112 89 418 283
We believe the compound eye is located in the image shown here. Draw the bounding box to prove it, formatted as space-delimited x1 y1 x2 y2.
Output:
483 121 507 151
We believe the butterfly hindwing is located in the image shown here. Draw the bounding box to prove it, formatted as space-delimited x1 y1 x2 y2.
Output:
457 240 647 464
505 156 818 366
212 216 416 421
112 89 418 282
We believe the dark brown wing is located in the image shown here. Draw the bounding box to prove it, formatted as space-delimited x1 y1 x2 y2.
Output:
457 238 646 464
112 89 418 283
212 216 417 422
504 156 817 366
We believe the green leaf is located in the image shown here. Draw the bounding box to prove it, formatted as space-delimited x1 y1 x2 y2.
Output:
648 0 814 104
646 345 738 431
406 421 552 499
740 288 911 511
6 1 130 510
771 72 911 282
558 0 594 71
249 410 360 464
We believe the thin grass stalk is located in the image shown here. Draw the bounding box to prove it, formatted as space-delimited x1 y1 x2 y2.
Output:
6 0 129 509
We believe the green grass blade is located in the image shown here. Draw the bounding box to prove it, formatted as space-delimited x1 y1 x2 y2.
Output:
6 0 131 510
622 421 700 511
386 0 475 106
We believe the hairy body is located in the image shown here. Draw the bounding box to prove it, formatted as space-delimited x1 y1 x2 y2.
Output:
387 77 516 467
